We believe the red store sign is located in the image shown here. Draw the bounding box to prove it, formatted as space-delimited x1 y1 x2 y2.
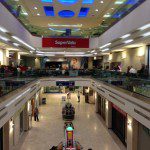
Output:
42 38 89 48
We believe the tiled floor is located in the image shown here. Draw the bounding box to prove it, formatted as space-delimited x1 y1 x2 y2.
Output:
16 93 126 150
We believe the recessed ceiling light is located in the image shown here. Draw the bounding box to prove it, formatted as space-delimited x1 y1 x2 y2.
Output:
0 35 10 41
142 32 150 37
111 8 114 10
13 43 20 47
0 26 8 33
101 48 110 52
37 13 40 16
34 7 38 10
115 1 124 5
103 13 111 18
100 43 111 49
124 39 134 44
121 34 131 39
95 9 99 12
139 23 150 30
100 1 104 3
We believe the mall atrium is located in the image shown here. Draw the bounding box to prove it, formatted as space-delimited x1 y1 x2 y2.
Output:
0 0 150 150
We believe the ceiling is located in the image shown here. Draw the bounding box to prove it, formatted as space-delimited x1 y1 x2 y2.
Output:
2 0 145 37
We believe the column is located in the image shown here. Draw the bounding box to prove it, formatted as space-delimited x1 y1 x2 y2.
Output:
94 92 98 113
13 52 20 66
105 100 112 129
3 49 9 66
0 49 9 65
147 45 150 76
88 57 93 69
23 103 29 131
35 57 41 69
3 121 9 150
127 115 138 150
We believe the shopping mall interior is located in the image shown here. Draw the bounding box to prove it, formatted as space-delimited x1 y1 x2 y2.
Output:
0 0 150 150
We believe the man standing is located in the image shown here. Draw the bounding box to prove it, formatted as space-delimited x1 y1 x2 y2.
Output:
77 91 80 103
34 107 39 121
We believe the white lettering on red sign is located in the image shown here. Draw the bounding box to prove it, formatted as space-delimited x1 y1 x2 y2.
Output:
55 40 76 46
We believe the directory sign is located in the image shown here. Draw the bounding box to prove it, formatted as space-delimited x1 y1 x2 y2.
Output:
56 81 75 86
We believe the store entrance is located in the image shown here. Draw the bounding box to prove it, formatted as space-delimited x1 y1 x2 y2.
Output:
112 105 126 146
97 95 106 121
0 127 3 150
45 62 62 70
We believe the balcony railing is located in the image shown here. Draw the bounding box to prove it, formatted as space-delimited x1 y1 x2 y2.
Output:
0 69 149 98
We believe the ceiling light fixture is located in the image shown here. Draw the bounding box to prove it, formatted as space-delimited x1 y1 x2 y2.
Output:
34 7 38 10
0 35 10 41
37 13 40 16
100 43 111 49
0 26 8 33
12 36 35 50
37 51 85 55
139 23 150 30
142 32 150 37
115 0 124 5
100 1 104 4
13 43 20 47
124 39 134 44
95 9 99 12
48 23 82 28
103 13 111 18
91 50 95 53
121 34 131 39
101 48 110 52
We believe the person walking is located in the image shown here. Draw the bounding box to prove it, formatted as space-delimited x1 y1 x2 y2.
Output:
77 91 80 103
34 107 39 121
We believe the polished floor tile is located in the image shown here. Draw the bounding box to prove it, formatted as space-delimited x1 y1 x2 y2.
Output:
16 93 126 150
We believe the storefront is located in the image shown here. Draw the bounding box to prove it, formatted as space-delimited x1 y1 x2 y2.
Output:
20 111 24 135
0 127 3 150
97 94 106 121
112 104 127 145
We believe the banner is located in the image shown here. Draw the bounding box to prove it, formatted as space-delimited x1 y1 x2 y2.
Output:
42 38 89 48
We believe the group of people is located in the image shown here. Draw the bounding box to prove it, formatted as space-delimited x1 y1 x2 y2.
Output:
0 65 30 77
127 64 149 77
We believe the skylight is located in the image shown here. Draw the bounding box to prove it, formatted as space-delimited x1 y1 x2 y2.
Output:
44 6 54 16
58 0 78 5
41 0 53 2
58 10 75 18
78 7 90 17
82 0 94 4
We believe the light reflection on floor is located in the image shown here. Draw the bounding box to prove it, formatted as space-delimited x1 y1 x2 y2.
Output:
16 93 126 150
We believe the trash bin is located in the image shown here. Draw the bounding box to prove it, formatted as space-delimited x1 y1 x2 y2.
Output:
42 98 46 104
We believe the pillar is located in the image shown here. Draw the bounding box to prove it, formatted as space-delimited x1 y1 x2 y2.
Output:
23 103 29 131
3 121 9 150
0 49 9 65
35 57 41 69
105 100 112 129
94 92 98 113
3 49 9 66
13 52 20 66
88 57 93 69
127 115 138 150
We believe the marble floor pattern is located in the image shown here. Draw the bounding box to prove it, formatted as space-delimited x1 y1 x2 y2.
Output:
16 93 126 150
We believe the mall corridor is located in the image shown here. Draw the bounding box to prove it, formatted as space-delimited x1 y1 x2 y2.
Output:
15 93 125 150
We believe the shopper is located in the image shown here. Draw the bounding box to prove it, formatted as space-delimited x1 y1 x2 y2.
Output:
77 91 80 103
34 107 39 121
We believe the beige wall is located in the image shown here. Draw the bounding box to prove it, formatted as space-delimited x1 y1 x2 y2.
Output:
102 46 147 72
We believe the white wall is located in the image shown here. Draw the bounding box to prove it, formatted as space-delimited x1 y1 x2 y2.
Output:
0 3 41 47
